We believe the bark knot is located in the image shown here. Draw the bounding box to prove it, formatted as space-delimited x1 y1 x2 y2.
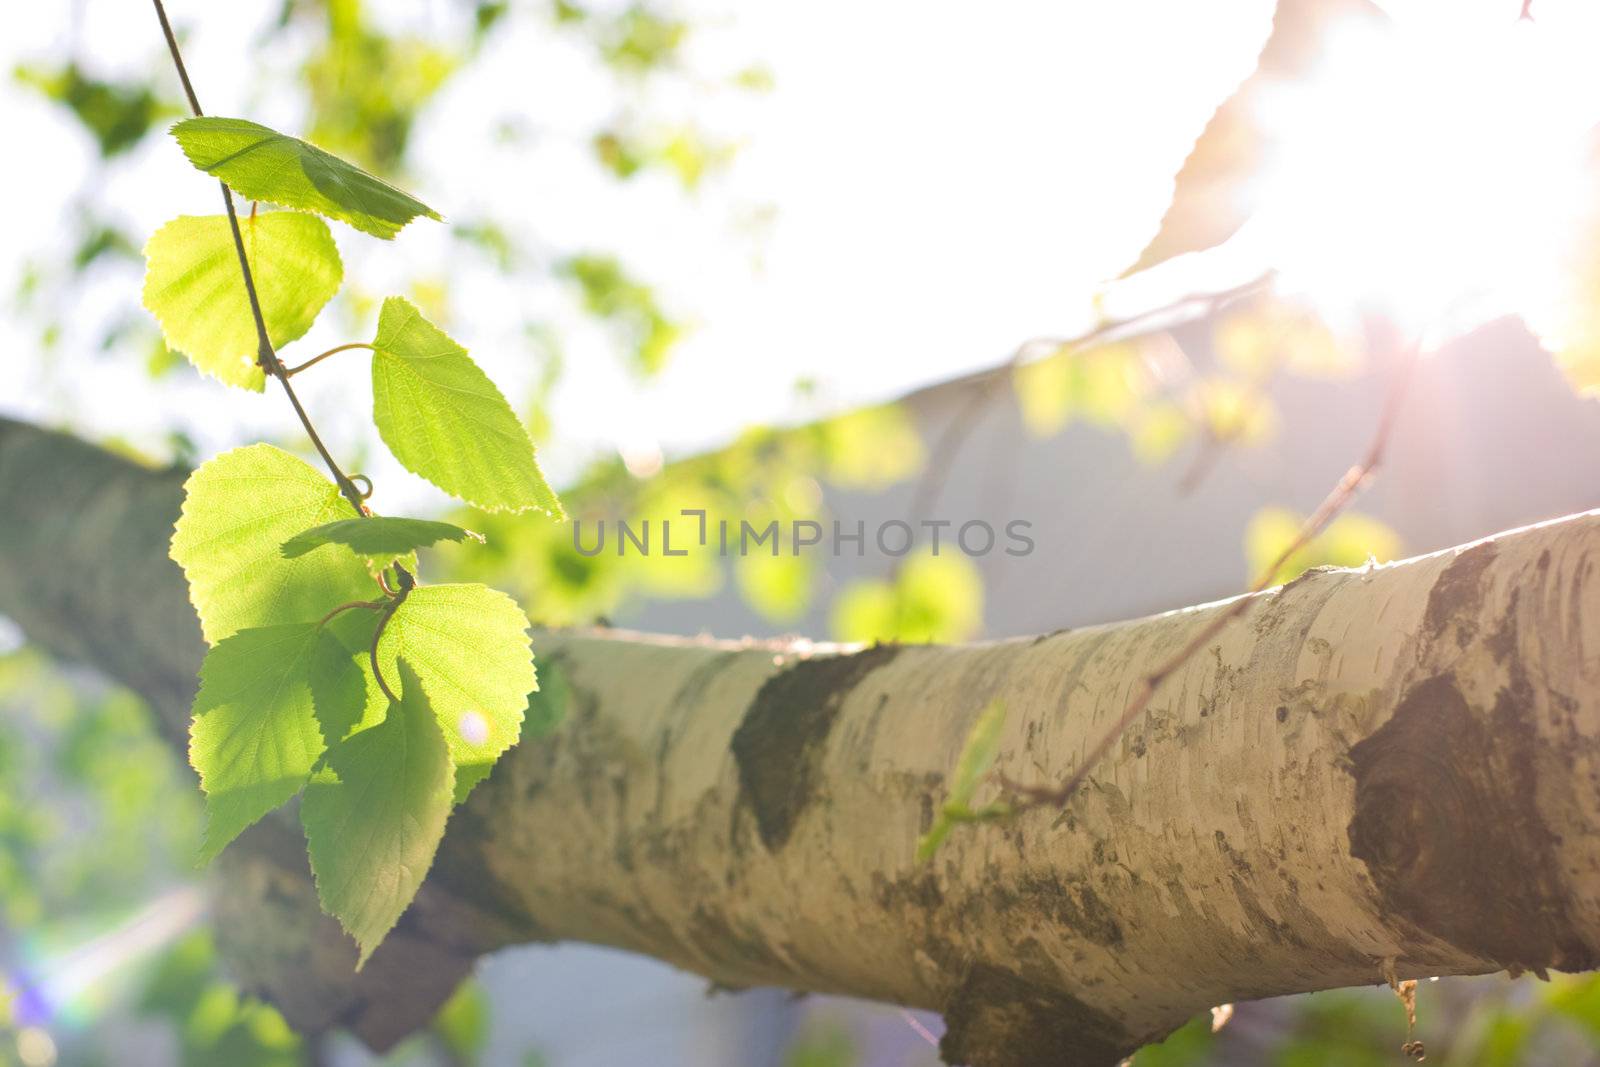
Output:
1347 672 1595 973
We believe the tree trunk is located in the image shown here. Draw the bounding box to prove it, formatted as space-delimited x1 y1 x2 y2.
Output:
3 415 1598 1067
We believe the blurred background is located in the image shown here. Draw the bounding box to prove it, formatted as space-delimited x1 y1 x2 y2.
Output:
7 0 1600 1063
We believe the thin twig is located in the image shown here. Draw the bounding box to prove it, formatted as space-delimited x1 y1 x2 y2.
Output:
997 339 1420 808
283 342 374 378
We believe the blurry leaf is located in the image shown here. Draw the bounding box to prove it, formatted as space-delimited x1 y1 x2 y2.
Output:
302 4 458 172
1129 401 1194 464
524 660 570 739
282 516 480 565
302 660 454 967
1014 343 1146 437
142 213 343 390
782 1024 858 1067
595 6 687 73
172 445 373 643
172 117 441 239
820 404 923 489
1246 506 1402 586
1130 1015 1217 1065
736 551 815 623
1195 378 1277 445
1122 0 1387 276
1215 304 1359 379
15 62 171 156
831 552 982 644
560 254 682 375
190 622 363 862
376 583 536 799
433 979 491 1064
371 297 563 516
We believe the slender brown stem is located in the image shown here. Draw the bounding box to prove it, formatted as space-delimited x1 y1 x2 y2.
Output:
316 599 385 628
283 342 374 378
150 0 201 115
997 339 1421 808
369 597 406 704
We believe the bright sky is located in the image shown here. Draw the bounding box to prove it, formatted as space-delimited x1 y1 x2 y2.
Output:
1 0 1276 505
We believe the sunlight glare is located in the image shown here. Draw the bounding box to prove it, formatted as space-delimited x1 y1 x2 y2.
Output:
1242 4 1600 345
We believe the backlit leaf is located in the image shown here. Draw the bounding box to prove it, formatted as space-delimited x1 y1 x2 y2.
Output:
142 213 342 390
189 622 364 863
302 661 454 967
370 297 562 515
171 445 373 643
172 117 440 240
376 582 536 800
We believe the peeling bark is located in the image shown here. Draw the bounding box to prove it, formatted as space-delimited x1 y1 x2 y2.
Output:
4 417 1600 1066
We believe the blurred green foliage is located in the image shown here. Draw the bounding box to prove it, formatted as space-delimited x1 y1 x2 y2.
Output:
1245 507 1402 587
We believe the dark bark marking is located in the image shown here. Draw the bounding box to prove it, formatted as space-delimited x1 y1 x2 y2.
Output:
730 644 900 850
939 964 1135 1067
1347 672 1597 972
1424 541 1497 648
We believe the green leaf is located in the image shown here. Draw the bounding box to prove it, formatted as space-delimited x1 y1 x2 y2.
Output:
281 516 481 566
302 660 454 968
171 445 374 643
189 622 365 863
376 583 536 799
370 297 563 515
947 698 1008 811
142 212 343 390
916 699 1010 862
171 117 441 240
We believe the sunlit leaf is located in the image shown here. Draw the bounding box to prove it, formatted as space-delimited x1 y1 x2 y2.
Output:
172 117 440 239
1122 0 1387 276
376 583 536 799
189 623 363 862
302 660 453 967
371 297 563 516
142 213 342 390
281 516 480 566
171 445 372 643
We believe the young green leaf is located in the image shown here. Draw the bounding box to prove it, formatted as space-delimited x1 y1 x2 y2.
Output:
190 622 364 863
171 117 441 240
302 660 454 968
916 698 1010 862
375 582 537 799
171 444 374 643
281 516 481 565
142 212 342 390
370 297 563 516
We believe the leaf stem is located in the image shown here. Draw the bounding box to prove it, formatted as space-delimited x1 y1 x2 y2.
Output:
283 342 374 378
369 595 406 705
317 600 385 628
